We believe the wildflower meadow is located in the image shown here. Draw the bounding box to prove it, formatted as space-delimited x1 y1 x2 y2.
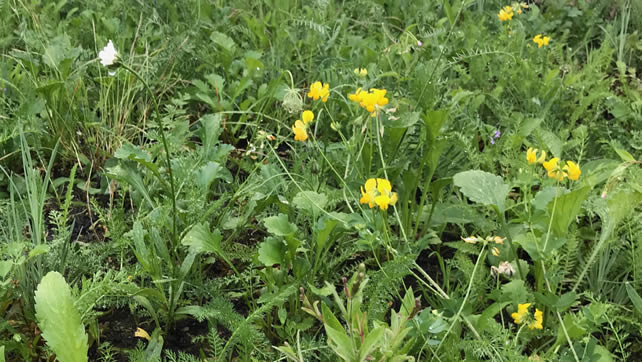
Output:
1 0 642 361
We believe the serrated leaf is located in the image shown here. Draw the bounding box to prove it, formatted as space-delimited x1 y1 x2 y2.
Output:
257 237 285 266
35 272 88 362
264 214 297 236
532 186 568 211
196 161 232 190
292 190 328 215
453 170 509 213
181 222 223 255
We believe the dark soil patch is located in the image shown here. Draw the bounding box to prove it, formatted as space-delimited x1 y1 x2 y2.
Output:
88 309 210 361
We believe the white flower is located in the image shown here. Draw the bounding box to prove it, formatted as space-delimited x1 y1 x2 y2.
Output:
99 40 118 67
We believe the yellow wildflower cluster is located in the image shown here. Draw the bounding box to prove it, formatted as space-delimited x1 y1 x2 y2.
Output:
527 149 581 181
542 158 581 181
348 88 389 117
291 110 315 142
497 2 528 21
354 68 368 77
307 81 330 103
511 303 543 330
532 34 551 48
360 178 398 211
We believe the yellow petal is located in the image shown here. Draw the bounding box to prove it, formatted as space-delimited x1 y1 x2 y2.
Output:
376 178 392 194
302 110 314 124
135 327 151 341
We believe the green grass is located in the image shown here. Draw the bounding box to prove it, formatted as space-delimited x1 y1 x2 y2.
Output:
1 0 641 361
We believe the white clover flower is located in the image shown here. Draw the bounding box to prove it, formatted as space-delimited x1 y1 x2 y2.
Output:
98 40 118 67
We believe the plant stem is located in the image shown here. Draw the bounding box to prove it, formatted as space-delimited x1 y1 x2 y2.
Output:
119 63 178 249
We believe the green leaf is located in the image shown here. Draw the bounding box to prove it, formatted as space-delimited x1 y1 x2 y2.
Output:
538 129 563 158
315 216 339 254
292 190 328 215
532 186 568 211
264 214 297 236
35 272 88 362
196 161 232 190
453 170 509 213
181 222 223 255
106 162 156 209
626 283 642 316
257 237 285 266
28 244 50 259
142 328 163 361
0 345 4 362
359 326 385 360
548 186 591 237
322 303 356 361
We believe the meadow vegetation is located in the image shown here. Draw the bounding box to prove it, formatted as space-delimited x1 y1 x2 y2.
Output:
1 0 641 361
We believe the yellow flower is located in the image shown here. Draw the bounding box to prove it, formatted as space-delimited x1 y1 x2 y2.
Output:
511 303 531 324
360 178 397 210
360 178 378 208
526 148 538 164
527 148 547 164
542 157 567 180
533 34 551 48
563 161 581 181
498 6 514 21
135 327 151 341
354 68 368 77
292 120 308 142
529 309 543 330
491 247 500 257
307 81 330 102
302 110 314 124
493 236 505 245
350 88 389 116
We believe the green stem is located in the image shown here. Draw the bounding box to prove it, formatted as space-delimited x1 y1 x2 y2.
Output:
119 63 178 249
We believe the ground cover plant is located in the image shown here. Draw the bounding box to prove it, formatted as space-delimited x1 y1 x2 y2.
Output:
1 0 641 360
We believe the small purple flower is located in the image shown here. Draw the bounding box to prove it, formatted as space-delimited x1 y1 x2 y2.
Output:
490 130 501 144
417 40 423 47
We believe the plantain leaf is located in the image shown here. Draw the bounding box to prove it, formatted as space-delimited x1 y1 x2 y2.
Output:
35 272 88 362
454 170 509 214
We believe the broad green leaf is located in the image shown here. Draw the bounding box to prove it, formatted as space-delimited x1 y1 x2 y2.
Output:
538 129 563 158
264 214 297 236
532 186 568 211
315 216 339 254
0 345 4 362
199 114 223 153
549 186 591 237
387 111 420 128
142 328 164 361
601 191 642 243
196 161 232 190
210 31 237 53
0 261 11 279
453 170 509 214
181 222 223 255
322 303 356 361
292 190 328 215
257 237 285 266
626 283 642 316
359 326 385 361
106 162 155 209
28 244 50 259
35 272 88 362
